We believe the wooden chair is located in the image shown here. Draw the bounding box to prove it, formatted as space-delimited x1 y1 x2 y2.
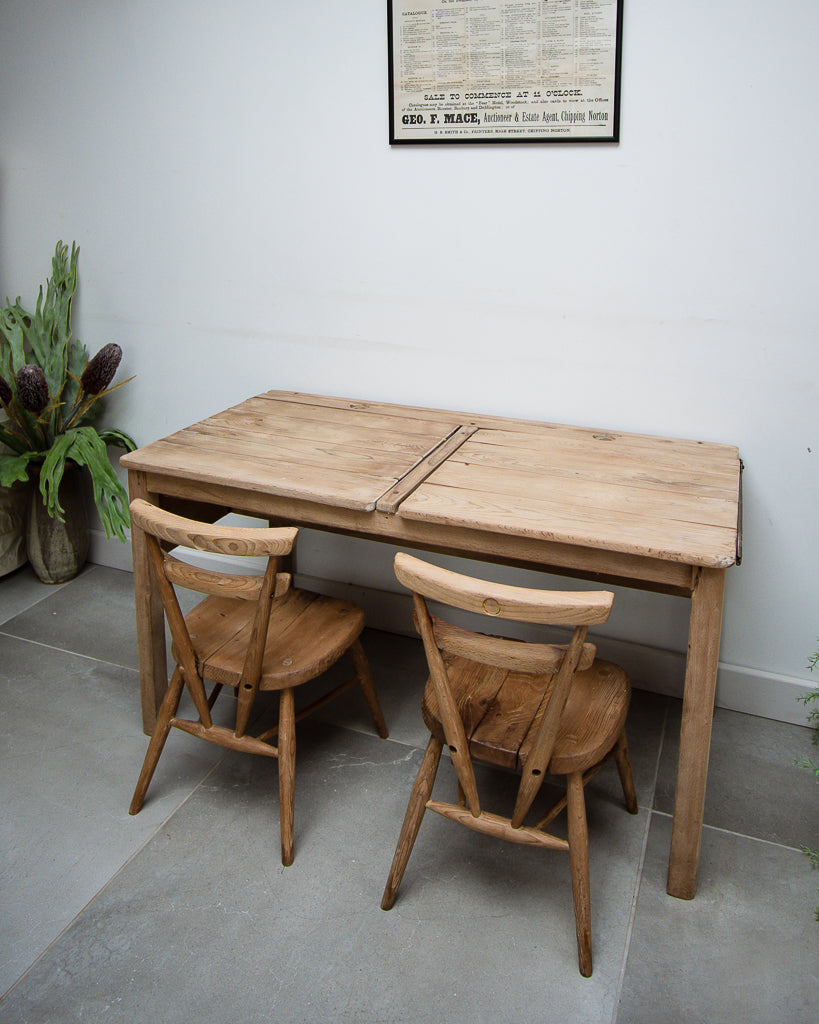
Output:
128 498 388 865
381 553 637 977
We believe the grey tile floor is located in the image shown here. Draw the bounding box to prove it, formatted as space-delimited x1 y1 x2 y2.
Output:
0 564 816 1023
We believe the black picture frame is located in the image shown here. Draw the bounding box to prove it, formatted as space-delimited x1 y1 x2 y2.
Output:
388 0 624 145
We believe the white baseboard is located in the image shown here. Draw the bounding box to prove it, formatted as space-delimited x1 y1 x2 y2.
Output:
89 530 815 730
713 664 815 727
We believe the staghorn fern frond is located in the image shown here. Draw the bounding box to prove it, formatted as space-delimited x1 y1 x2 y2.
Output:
38 426 136 541
0 450 38 486
27 241 82 404
97 427 137 451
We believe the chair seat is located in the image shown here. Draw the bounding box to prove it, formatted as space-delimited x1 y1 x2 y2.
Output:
422 654 630 776
181 587 366 690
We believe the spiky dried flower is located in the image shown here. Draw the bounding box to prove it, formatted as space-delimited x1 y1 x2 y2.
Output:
15 365 49 413
0 376 12 405
81 343 123 395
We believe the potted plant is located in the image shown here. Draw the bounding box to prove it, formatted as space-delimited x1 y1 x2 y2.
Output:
0 240 136 583
797 646 819 920
0 419 28 577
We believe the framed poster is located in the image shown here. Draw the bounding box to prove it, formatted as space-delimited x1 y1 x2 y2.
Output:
388 0 623 144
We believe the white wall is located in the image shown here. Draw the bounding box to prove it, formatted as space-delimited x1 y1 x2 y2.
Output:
1 1 816 723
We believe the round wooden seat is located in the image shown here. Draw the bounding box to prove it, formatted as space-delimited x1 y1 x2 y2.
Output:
184 589 366 690
422 656 630 776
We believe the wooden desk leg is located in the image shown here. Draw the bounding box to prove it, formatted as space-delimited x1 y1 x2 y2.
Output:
128 470 168 735
667 566 726 899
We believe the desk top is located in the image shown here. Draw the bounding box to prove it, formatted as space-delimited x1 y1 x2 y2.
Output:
121 391 741 570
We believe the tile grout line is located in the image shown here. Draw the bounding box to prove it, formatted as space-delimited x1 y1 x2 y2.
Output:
0 564 101 624
0 627 139 672
0 752 229 1006
648 809 811 856
610 696 671 1024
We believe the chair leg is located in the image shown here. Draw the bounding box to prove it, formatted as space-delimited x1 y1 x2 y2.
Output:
130 667 186 815
566 770 593 978
613 729 638 815
349 638 388 739
278 687 296 866
381 735 443 910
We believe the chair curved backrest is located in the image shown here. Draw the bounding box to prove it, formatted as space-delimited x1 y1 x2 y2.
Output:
130 497 297 573
394 552 613 626
393 552 615 826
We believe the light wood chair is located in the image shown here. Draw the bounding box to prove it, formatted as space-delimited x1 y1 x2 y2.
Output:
128 498 388 865
381 553 637 977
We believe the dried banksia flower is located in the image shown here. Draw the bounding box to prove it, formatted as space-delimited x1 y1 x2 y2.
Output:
16 365 49 413
81 343 122 395
0 375 12 405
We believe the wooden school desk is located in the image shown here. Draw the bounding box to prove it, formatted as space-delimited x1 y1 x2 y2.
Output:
121 391 742 900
